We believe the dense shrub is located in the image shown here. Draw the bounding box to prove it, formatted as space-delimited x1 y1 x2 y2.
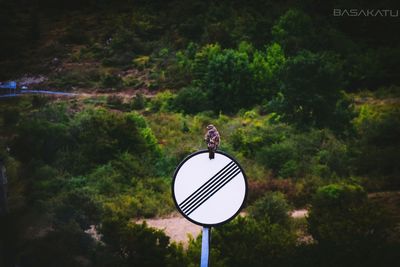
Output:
12 119 71 164
19 223 95 267
176 40 355 131
353 105 400 185
49 67 101 89
52 189 101 230
257 141 297 176
307 183 397 266
248 191 292 225
173 86 210 114
271 9 316 55
67 109 159 172
267 50 354 130
148 91 175 112
230 122 293 158
308 183 394 247
100 218 186 267
250 42 286 99
12 106 160 174
249 178 298 205
186 216 296 267
100 180 174 219
176 42 286 114
232 122 351 179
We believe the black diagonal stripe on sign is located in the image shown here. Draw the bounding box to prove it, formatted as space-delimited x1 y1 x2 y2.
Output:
181 165 240 214
179 161 235 209
180 163 238 212
183 167 240 215
185 168 241 216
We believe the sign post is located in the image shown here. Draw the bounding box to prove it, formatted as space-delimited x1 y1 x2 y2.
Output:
200 227 210 267
172 150 247 266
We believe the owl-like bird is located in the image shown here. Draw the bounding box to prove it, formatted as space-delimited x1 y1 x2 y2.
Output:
204 124 220 159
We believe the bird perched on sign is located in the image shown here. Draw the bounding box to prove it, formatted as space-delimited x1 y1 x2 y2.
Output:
204 124 220 159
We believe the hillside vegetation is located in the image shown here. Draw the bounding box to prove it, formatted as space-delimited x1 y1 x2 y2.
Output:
1 0 399 267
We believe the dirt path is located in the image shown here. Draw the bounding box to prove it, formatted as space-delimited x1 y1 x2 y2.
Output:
290 209 308 218
137 212 201 246
138 209 308 246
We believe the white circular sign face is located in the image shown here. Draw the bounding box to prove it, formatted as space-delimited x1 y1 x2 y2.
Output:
172 150 247 226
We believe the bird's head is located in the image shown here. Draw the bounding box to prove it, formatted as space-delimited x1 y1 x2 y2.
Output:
207 124 215 130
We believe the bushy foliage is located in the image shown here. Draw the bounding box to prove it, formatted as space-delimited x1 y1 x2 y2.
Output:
247 178 298 205
175 42 355 132
250 43 286 99
187 216 296 267
100 218 187 267
307 183 397 266
231 119 350 179
100 178 174 219
173 86 210 114
353 105 400 186
267 50 354 130
271 9 316 55
7 101 174 226
308 183 394 246
51 189 101 230
12 106 160 174
49 67 101 89
148 91 175 112
101 17 154 66
248 191 292 225
12 119 71 164
19 223 96 267
175 42 286 113
195 45 255 112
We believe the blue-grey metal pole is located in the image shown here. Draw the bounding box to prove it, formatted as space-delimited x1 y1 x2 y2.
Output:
200 227 211 267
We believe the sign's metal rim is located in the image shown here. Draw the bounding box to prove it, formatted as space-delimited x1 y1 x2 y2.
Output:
172 149 248 227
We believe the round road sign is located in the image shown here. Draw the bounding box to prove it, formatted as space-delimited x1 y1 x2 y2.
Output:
172 150 247 226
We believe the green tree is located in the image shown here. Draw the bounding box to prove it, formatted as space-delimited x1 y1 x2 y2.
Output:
271 9 316 55
195 46 254 113
270 50 352 129
250 43 286 100
176 42 287 114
